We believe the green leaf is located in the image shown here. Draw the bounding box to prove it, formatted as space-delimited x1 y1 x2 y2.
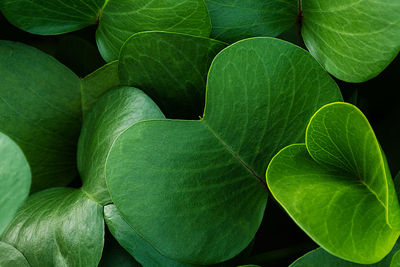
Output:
266 102 400 264
391 250 400 267
0 41 82 192
1 188 104 267
104 204 195 266
0 0 104 34
0 0 211 61
78 87 165 205
291 243 400 267
0 242 30 267
96 0 211 61
0 132 31 235
118 31 227 118
205 0 298 43
106 37 342 264
301 0 400 82
80 60 120 118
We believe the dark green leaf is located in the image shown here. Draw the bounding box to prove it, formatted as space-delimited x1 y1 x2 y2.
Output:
0 242 30 267
80 60 120 118
1 188 104 267
78 87 165 205
118 31 227 118
106 37 342 264
205 0 298 43
0 41 82 192
267 103 400 263
302 0 400 82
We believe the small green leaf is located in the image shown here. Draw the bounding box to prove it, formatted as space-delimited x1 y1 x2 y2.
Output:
118 31 227 118
302 0 400 82
0 132 31 235
267 102 400 263
104 204 195 266
78 87 165 205
205 0 298 43
0 41 82 192
391 250 400 267
80 60 120 118
0 242 30 267
1 188 104 267
291 243 400 267
106 37 342 264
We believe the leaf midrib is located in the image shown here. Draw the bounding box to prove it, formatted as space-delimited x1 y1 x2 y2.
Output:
201 120 267 190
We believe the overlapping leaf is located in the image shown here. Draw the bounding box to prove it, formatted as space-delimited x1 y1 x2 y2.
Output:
118 31 227 118
267 102 400 263
1 188 104 267
105 37 342 264
0 242 30 267
0 0 211 61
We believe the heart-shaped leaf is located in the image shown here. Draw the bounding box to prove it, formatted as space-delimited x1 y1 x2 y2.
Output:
267 102 400 263
78 87 165 205
0 132 31 235
1 188 104 267
105 37 342 264
0 41 82 192
205 0 298 43
118 31 227 118
0 0 211 61
291 243 400 267
0 242 30 267
301 0 400 82
80 60 120 118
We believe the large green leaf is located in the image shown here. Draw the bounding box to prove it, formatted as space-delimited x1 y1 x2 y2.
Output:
0 0 211 61
118 31 227 118
1 187 104 267
205 0 298 43
80 60 120 118
290 243 400 267
78 87 165 205
105 37 342 264
301 0 400 82
0 242 30 267
267 102 400 264
0 41 82 192
0 132 31 235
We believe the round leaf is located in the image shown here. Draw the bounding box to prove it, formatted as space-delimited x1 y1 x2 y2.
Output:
0 41 82 192
267 103 400 264
1 188 104 267
78 87 165 205
118 31 227 118
106 37 342 264
302 0 400 82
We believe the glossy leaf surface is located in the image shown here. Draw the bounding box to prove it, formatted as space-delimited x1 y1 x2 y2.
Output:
106 38 342 264
0 133 31 235
1 188 104 267
118 31 226 118
205 0 298 43
0 242 30 267
291 243 400 267
0 41 82 192
302 0 400 82
267 103 400 264
78 87 165 205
